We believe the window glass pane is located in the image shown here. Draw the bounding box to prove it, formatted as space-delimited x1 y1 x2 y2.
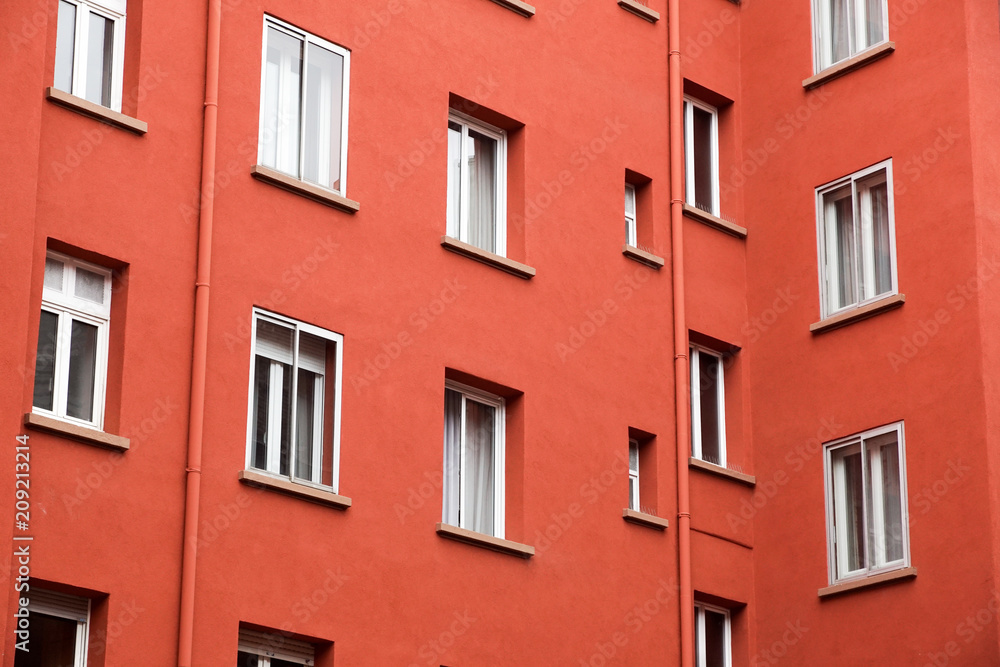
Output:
33 311 60 412
467 129 498 253
44 257 65 291
302 43 344 190
54 1 77 94
262 27 303 177
629 440 639 473
868 180 892 297
272 659 303 667
698 353 721 465
255 320 295 364
446 122 463 238
252 356 271 470
294 368 321 483
829 0 851 64
13 613 78 667
869 434 904 563
692 106 714 213
836 448 866 573
66 319 98 422
463 398 495 535
85 12 114 106
625 185 637 245
864 0 885 47
826 187 855 310
443 388 462 525
236 651 261 667
74 267 106 304
704 609 727 667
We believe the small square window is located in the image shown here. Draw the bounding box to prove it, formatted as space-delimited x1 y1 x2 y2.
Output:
446 111 507 256
14 588 91 667
816 159 896 318
694 603 731 667
245 309 344 493
690 346 726 467
625 183 638 247
683 97 719 217
812 0 888 71
443 380 505 538
258 16 351 195
54 0 126 110
237 628 316 666
825 422 909 584
32 251 113 430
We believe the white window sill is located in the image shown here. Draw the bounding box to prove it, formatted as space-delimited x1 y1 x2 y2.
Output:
45 87 147 135
487 0 535 17
238 469 352 510
25 412 130 451
682 204 747 239
818 566 916 598
689 457 756 486
810 293 905 334
804 41 896 89
617 0 659 22
622 244 665 269
251 165 360 214
440 236 536 279
623 508 669 531
436 523 535 558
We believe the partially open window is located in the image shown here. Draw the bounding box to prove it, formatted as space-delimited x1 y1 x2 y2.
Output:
447 111 507 256
690 346 726 467
14 588 91 667
237 628 316 666
54 0 126 110
683 97 719 216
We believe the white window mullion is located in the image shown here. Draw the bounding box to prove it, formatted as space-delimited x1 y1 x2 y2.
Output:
493 403 505 539
689 348 702 460
683 102 695 205
709 110 720 215
459 125 471 244
297 39 311 183
288 331 301 480
71 3 88 100
458 395 467 528
714 353 727 465
310 374 324 484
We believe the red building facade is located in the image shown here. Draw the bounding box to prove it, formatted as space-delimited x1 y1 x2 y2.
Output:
1 0 999 664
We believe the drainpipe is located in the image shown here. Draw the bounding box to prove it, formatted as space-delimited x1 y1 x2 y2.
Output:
178 0 222 663
668 0 694 664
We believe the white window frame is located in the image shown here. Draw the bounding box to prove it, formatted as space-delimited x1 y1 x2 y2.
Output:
628 437 640 511
244 309 344 493
816 159 897 319
238 628 315 666
27 588 91 667
446 110 508 257
257 15 351 195
683 97 720 217
443 380 506 539
689 346 726 467
33 251 112 430
625 182 638 247
823 421 910 585
694 603 731 667
812 0 889 72
55 0 127 111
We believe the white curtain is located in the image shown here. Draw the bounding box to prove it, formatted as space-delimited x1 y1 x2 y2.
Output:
827 189 856 310
865 0 885 48
303 43 343 190
829 0 851 65
262 27 302 178
468 130 497 253
870 181 891 296
464 399 495 535
443 389 462 526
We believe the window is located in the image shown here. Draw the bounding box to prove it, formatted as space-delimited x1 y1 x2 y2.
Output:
683 97 719 216
812 0 888 71
54 0 126 110
825 422 908 584
628 438 640 510
443 381 505 538
246 310 344 493
14 588 90 667
32 252 112 430
690 346 725 467
816 160 896 318
447 111 507 256
237 628 315 666
258 16 351 194
625 183 638 247
694 604 731 667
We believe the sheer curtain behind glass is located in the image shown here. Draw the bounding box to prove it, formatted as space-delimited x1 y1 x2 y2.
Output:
443 388 498 535
467 130 497 253
867 432 903 565
302 43 344 190
262 28 302 179
443 389 462 527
